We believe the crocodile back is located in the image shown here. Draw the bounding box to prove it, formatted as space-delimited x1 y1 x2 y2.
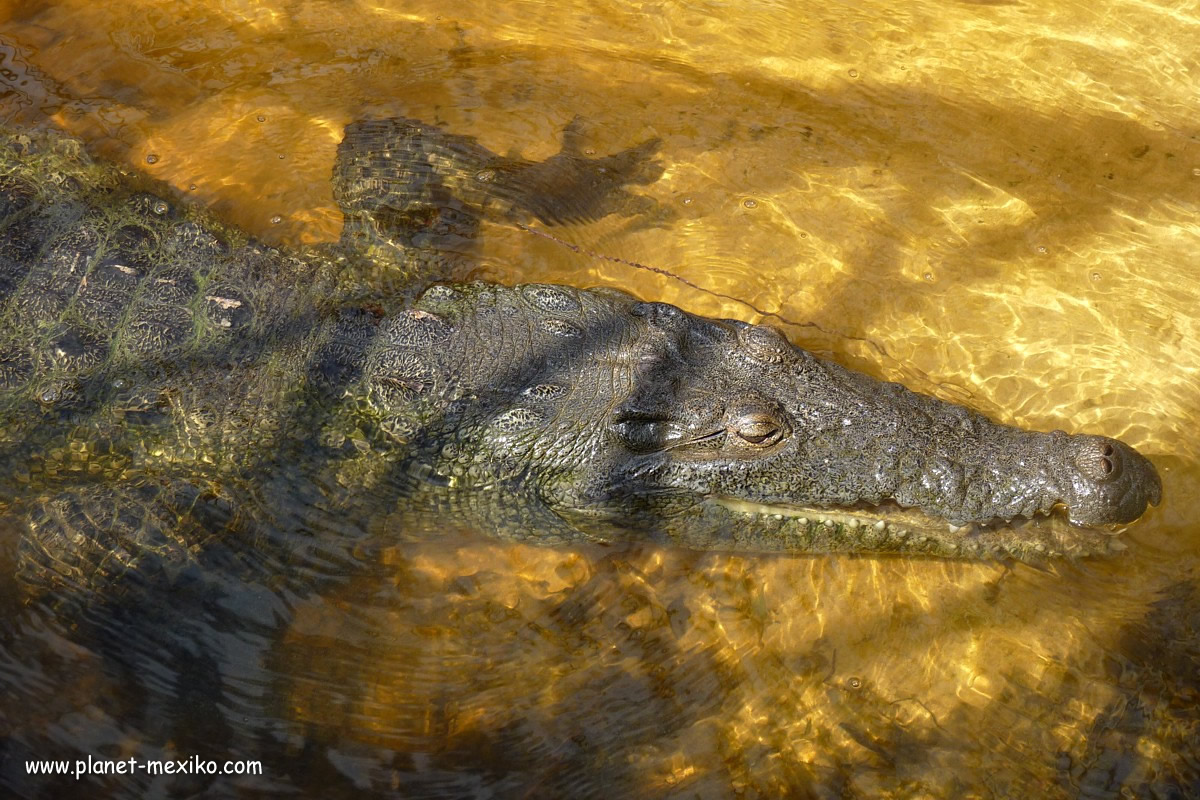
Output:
0 131 327 496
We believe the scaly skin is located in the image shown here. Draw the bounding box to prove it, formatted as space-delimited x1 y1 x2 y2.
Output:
0 121 1162 594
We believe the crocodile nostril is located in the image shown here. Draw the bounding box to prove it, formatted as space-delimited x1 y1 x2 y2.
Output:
1098 443 1118 477
1074 437 1125 483
1098 446 1123 481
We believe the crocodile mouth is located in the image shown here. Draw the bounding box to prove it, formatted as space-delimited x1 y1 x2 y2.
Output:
711 496 1128 558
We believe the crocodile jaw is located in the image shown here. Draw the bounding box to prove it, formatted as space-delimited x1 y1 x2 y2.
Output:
710 496 1130 559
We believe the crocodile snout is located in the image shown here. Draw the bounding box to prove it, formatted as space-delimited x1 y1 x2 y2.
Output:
1063 435 1162 526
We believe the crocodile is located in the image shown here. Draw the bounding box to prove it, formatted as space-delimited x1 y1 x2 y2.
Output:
0 118 1162 597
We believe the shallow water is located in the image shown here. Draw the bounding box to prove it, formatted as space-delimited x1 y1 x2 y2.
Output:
0 0 1197 797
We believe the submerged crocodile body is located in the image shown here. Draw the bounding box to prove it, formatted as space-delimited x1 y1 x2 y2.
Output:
0 119 1161 594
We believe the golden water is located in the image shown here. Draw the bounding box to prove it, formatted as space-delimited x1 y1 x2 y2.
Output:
1 0 1197 796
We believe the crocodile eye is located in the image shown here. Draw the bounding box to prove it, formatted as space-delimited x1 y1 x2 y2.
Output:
731 411 784 445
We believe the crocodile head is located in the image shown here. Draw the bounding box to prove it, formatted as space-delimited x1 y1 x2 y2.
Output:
530 298 1162 560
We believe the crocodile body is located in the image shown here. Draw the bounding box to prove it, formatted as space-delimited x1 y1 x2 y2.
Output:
0 120 1162 594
